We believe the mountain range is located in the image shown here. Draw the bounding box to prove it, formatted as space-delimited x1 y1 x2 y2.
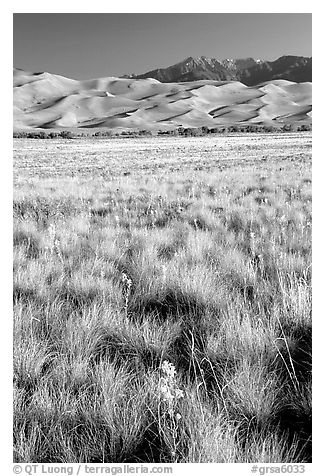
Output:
127 55 312 86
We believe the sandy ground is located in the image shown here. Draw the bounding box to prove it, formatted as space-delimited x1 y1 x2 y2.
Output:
14 69 312 130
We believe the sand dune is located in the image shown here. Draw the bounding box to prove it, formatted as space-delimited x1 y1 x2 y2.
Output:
13 68 312 130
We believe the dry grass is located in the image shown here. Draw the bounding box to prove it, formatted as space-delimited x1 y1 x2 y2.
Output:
13 133 312 463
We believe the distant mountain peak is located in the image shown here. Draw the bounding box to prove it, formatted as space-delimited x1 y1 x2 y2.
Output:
126 55 311 85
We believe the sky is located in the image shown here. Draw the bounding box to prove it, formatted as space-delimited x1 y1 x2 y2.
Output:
13 13 312 80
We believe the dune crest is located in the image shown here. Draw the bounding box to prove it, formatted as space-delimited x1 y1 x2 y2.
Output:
13 69 312 130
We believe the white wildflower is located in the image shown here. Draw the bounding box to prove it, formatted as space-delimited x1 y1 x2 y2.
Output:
161 360 176 379
158 360 184 462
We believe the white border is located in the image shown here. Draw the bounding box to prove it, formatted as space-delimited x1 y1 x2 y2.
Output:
3 4 321 474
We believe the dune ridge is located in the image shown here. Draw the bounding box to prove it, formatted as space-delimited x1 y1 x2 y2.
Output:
13 68 312 131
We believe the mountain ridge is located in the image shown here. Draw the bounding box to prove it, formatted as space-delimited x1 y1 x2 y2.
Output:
128 55 312 86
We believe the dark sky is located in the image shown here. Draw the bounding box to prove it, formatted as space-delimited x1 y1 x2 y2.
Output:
13 13 312 79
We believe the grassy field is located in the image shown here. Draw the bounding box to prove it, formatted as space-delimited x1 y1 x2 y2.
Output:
13 133 312 463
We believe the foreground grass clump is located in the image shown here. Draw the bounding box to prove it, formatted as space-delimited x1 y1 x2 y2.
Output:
13 135 311 463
